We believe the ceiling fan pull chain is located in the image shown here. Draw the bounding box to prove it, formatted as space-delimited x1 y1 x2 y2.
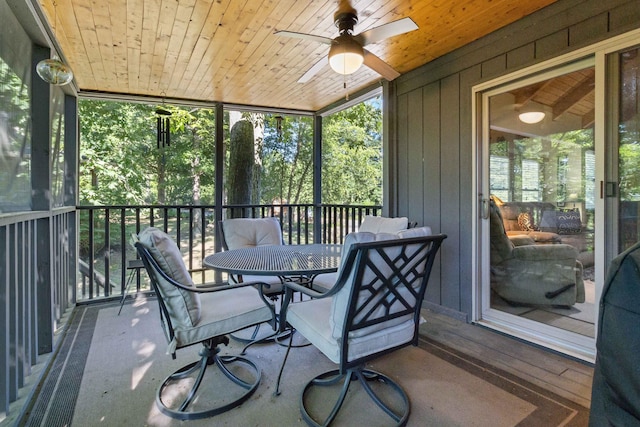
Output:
344 74 349 100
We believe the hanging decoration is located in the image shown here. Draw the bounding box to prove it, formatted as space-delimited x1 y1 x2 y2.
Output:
275 115 284 139
156 100 172 149
36 1 74 86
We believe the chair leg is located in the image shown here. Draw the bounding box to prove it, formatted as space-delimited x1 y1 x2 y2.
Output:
274 326 296 396
357 369 410 423
299 367 410 427
156 337 262 420
117 268 137 315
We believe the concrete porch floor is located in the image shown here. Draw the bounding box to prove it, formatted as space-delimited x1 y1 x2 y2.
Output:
8 299 593 426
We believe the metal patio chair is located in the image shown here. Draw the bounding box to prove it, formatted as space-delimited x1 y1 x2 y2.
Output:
276 227 446 426
134 227 276 420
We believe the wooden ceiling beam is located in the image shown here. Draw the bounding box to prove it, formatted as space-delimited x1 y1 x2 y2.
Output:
511 81 549 105
551 70 596 120
582 108 595 129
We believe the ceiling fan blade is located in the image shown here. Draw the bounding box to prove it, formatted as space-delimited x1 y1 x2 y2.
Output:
355 17 418 46
298 57 329 83
363 49 400 81
274 30 333 45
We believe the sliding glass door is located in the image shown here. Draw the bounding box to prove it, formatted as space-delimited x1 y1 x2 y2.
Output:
613 47 640 258
475 33 640 361
477 58 598 360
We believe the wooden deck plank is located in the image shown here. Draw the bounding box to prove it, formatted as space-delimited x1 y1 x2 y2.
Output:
420 308 594 408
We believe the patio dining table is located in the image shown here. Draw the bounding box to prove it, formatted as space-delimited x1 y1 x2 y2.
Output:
203 243 342 332
203 243 342 278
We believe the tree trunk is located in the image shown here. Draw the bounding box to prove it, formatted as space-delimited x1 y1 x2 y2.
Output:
251 114 264 205
227 119 254 218
157 155 166 204
191 127 203 236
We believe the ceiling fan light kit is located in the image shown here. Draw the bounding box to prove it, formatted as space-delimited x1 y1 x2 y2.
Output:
329 35 364 74
518 111 546 124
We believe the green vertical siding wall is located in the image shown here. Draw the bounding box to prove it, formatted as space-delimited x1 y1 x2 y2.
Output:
391 0 640 319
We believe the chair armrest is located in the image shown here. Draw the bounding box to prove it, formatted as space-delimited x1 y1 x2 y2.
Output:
171 279 272 294
284 281 329 299
142 253 274 295
511 243 578 261
509 235 536 246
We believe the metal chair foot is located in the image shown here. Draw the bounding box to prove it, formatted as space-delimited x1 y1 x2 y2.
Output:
300 368 410 426
156 345 261 420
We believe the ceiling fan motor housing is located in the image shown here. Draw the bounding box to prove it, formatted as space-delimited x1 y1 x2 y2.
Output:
334 11 358 35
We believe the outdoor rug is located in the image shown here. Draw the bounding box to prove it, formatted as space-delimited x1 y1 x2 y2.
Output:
21 297 589 426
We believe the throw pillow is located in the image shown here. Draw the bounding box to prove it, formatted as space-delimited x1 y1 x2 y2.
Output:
557 209 581 234
517 212 535 231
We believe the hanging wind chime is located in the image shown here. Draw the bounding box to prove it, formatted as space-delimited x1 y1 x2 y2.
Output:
156 97 171 149
275 115 284 139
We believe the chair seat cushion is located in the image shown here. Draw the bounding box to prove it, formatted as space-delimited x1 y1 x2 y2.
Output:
311 272 339 292
287 297 415 364
172 286 273 349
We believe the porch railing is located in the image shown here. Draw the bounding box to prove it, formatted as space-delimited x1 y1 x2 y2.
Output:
1 208 76 419
76 203 380 302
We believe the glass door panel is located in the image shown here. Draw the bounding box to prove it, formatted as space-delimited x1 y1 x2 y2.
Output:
487 66 597 339
618 47 640 254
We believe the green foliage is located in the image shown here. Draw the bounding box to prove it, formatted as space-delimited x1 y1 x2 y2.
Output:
490 127 595 202
79 100 216 205
322 99 383 204
619 123 640 200
79 97 383 208
261 115 314 204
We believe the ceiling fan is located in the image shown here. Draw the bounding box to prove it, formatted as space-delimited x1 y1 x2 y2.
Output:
275 1 418 83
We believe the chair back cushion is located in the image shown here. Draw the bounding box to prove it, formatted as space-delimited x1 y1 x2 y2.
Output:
221 217 283 249
137 227 201 328
330 226 433 339
358 215 408 233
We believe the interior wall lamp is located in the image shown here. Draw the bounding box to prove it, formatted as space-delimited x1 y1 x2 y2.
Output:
36 1 73 86
328 35 364 75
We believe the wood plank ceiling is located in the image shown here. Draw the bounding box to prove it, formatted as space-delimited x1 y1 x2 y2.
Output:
39 0 559 112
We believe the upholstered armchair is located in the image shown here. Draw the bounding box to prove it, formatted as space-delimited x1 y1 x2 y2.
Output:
490 198 585 306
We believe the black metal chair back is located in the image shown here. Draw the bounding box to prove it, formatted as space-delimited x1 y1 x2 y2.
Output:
337 234 446 369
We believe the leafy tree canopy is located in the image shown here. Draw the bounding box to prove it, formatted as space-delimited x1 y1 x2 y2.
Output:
79 96 383 207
